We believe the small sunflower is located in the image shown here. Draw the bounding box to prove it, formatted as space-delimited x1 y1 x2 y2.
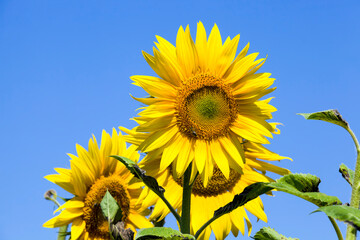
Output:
123 22 278 185
43 129 152 240
138 142 290 240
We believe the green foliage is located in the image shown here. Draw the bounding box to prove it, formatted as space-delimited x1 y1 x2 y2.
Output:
313 205 360 231
214 173 341 219
214 182 273 218
112 155 181 224
339 163 355 186
100 190 123 223
298 109 348 129
135 227 195 240
111 156 165 195
268 174 342 207
253 227 299 240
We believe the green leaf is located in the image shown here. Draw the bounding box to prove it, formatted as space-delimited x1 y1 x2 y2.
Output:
268 173 342 207
253 227 299 240
214 182 273 218
339 163 354 186
100 190 123 223
298 109 348 129
111 156 165 195
214 174 341 219
313 205 360 230
111 155 144 178
135 227 195 240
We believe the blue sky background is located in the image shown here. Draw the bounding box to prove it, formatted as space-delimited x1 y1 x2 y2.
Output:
1 1 360 239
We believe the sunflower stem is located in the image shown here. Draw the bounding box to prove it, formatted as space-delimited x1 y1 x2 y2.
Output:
45 194 69 240
345 126 360 240
194 214 217 239
328 217 344 240
180 164 192 234
57 225 69 240
157 191 181 224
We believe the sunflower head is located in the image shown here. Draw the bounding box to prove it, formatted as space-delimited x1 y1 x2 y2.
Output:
123 21 278 185
43 129 152 240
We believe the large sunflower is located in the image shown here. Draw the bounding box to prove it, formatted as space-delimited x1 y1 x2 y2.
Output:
123 22 278 185
138 142 290 240
43 129 152 240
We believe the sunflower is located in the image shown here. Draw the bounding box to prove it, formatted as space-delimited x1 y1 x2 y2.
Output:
43 129 152 240
123 22 278 185
138 142 290 240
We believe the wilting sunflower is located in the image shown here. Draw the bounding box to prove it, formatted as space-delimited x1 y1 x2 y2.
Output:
138 142 290 240
123 22 278 185
43 129 152 240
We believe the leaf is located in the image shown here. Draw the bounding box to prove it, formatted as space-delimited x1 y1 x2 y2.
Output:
268 173 342 207
253 227 299 240
214 182 273 218
339 163 354 186
298 109 348 129
111 155 165 195
100 190 123 223
111 155 144 178
214 174 341 219
313 205 360 230
135 227 195 240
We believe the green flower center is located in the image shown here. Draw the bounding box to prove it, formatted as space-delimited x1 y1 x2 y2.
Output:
196 94 220 119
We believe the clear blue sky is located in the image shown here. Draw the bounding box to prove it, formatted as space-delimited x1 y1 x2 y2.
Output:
1 1 360 239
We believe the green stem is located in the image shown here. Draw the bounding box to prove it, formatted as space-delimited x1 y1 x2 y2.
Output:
57 225 68 240
47 196 69 240
48 196 61 208
194 214 217 239
156 191 181 224
346 126 360 240
328 217 344 240
180 164 192 234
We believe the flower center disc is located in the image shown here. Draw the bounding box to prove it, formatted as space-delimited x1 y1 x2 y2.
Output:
174 167 241 197
83 175 130 239
176 74 237 140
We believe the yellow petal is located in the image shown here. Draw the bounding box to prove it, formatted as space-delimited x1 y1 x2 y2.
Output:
142 49 183 86
207 24 223 73
210 140 230 179
54 197 84 214
155 35 186 80
131 75 176 99
244 197 267 222
70 161 87 197
176 25 198 79
244 142 292 161
43 209 83 228
217 34 240 78
71 217 85 240
219 137 244 169
195 21 208 71
247 159 290 175
137 115 175 132
44 174 76 195
176 136 193 177
160 134 182 172
139 126 178 152
128 213 153 229
224 52 259 84
230 207 246 235
194 140 207 175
